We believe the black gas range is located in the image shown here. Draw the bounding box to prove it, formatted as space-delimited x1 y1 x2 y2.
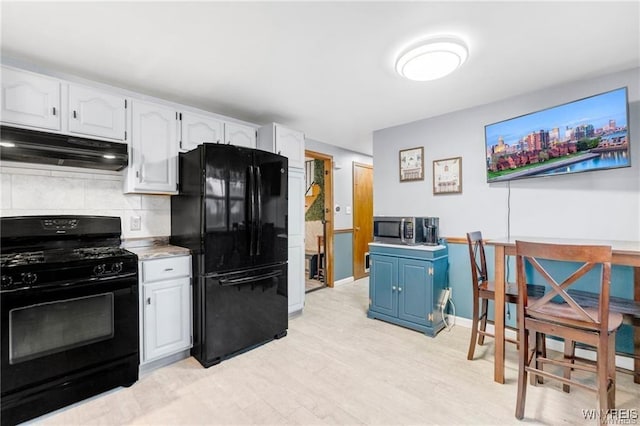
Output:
0 216 139 426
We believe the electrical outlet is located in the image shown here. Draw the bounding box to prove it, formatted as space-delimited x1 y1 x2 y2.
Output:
130 216 141 231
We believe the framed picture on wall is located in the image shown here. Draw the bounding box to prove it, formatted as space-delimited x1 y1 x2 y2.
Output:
433 156 462 194
399 147 424 182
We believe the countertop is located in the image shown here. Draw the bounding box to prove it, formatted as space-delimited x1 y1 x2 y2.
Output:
368 242 447 251
122 237 191 260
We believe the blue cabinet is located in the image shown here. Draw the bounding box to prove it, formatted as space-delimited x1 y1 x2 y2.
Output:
368 243 448 337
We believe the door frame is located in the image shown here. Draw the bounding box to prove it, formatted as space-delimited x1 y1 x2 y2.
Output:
352 161 373 280
305 150 334 287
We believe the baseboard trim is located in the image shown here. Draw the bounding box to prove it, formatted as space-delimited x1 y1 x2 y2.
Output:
334 276 354 286
452 315 634 371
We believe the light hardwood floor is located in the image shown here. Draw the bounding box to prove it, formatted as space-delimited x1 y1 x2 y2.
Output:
35 278 639 425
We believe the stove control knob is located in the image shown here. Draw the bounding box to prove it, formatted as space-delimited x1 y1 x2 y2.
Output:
112 262 123 273
1 275 13 288
93 264 106 275
21 272 37 285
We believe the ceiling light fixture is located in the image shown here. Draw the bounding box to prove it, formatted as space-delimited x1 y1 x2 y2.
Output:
396 35 468 81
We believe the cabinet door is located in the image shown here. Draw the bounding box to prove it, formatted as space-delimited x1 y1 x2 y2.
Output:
287 168 305 313
398 259 431 326
130 100 178 193
370 254 397 317
275 125 304 169
68 84 127 141
180 112 223 152
143 277 191 362
1 67 60 130
225 122 256 148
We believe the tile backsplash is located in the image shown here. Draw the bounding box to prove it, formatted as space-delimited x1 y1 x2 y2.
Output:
0 162 170 238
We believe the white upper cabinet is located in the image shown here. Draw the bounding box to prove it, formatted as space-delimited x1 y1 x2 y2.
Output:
257 123 305 168
224 122 256 149
1 66 61 131
180 115 256 151
67 84 127 141
127 100 178 194
180 112 223 152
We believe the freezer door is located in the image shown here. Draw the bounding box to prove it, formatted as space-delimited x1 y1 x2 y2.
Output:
203 144 254 273
199 264 288 366
252 150 288 267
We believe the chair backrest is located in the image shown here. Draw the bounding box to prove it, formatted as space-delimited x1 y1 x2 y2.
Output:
515 240 612 332
466 231 488 299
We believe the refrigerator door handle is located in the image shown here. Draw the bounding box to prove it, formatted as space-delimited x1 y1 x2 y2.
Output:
248 165 255 257
255 166 262 256
219 270 283 286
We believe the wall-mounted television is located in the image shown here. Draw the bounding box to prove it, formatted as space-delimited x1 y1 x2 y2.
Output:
485 87 630 183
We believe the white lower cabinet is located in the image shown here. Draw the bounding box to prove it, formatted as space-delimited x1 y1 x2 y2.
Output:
139 255 192 366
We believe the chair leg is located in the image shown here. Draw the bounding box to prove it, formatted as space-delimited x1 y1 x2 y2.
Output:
515 326 529 420
563 339 575 393
478 298 489 346
467 297 480 360
607 334 616 410
530 332 544 385
597 334 612 413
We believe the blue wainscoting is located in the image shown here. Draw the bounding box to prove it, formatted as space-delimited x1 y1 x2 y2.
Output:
334 232 354 281
446 240 635 355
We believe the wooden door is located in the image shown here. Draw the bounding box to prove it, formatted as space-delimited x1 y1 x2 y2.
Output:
305 150 334 287
353 162 373 280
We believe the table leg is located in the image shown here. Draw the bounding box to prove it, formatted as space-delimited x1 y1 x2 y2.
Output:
634 266 640 384
494 245 506 384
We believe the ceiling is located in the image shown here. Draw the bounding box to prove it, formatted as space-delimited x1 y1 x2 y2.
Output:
1 2 638 155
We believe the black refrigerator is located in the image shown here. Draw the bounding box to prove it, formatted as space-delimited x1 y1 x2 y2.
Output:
171 143 288 368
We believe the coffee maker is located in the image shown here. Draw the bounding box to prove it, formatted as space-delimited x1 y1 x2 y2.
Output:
423 217 439 245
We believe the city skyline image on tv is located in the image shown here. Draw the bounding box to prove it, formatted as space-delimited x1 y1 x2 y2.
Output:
485 87 629 183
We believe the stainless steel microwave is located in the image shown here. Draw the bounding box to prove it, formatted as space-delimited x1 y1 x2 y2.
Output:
373 216 428 245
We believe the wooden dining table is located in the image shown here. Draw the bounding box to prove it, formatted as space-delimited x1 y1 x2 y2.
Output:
486 236 640 384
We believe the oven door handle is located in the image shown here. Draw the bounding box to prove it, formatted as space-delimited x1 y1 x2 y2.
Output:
218 270 282 286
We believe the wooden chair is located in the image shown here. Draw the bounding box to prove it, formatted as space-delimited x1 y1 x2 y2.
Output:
514 241 623 420
466 231 544 361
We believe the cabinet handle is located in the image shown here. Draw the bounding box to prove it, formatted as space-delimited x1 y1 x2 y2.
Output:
52 107 56 116
164 268 174 272
73 110 77 119
146 297 151 305
392 286 397 291
216 139 220 144
398 287 402 292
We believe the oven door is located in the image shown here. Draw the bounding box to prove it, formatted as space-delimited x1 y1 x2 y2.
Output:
0 274 138 396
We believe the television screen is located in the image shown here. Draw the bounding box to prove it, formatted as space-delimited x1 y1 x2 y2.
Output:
485 87 630 183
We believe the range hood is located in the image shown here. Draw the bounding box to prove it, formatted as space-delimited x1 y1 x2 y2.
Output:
0 126 128 171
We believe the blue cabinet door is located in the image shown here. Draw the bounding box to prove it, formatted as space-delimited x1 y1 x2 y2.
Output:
398 258 431 326
370 254 397 317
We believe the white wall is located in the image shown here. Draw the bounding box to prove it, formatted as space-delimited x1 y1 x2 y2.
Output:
305 138 372 230
373 68 640 241
0 162 170 238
